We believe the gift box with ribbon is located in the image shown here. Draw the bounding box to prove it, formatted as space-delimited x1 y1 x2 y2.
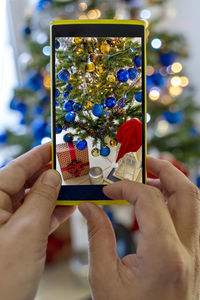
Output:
56 142 89 180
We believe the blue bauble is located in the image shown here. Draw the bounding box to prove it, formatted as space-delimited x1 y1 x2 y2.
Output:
128 68 138 80
34 105 44 115
151 72 164 87
63 133 73 143
66 83 72 91
32 118 47 139
133 56 142 67
56 124 62 134
28 72 43 91
105 97 116 108
24 26 31 36
0 132 7 144
58 69 70 82
65 112 75 122
64 100 74 112
37 0 52 10
55 100 59 107
55 88 60 98
117 69 129 82
16 102 27 115
73 102 82 111
76 139 87 150
92 104 103 117
159 52 175 67
135 92 142 102
100 146 110 157
55 40 60 49
163 110 184 124
63 91 69 98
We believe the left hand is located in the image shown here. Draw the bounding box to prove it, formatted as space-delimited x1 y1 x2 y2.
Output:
0 143 75 300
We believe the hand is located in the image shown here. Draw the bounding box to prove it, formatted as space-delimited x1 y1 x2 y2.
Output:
79 157 200 300
0 143 75 300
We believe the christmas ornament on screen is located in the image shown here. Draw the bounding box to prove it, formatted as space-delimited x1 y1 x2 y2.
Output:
128 68 138 80
55 40 60 49
97 65 104 74
86 101 92 110
65 112 75 122
117 69 129 82
63 91 69 98
86 62 95 72
101 42 110 54
135 92 142 102
73 102 82 111
91 148 100 157
76 139 87 150
56 124 62 134
74 37 82 44
55 88 60 98
110 139 117 147
107 73 116 83
64 100 74 112
66 83 72 91
100 146 110 157
133 56 142 68
58 69 70 82
63 133 73 143
92 104 103 117
105 97 116 108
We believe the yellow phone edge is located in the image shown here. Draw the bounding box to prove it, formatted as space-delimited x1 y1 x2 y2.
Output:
50 19 147 206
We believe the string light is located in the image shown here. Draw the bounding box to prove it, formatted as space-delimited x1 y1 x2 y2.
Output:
161 95 174 105
147 66 154 76
171 76 181 87
140 9 151 19
146 113 151 123
171 62 183 73
169 86 183 97
43 76 51 89
156 120 170 137
151 38 162 50
149 87 160 101
180 76 189 87
42 46 51 56
79 2 88 11
88 9 101 19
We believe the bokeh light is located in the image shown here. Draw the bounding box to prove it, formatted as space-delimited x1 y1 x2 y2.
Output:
146 113 151 123
156 120 170 136
140 9 151 19
169 86 183 96
171 76 181 87
147 65 154 76
42 45 51 56
79 2 88 11
151 38 162 49
180 76 189 87
171 62 183 73
149 87 160 101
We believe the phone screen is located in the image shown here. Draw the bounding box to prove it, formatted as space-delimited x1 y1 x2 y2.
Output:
52 23 146 202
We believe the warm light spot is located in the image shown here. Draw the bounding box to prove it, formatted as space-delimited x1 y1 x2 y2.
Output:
180 76 189 87
161 95 174 105
79 2 88 11
149 87 160 101
43 76 51 89
171 76 181 87
156 120 169 136
171 62 183 73
95 9 101 18
169 86 183 97
88 9 99 19
147 65 154 76
79 14 87 19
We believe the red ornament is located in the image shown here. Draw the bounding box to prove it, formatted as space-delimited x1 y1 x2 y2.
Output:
116 119 142 162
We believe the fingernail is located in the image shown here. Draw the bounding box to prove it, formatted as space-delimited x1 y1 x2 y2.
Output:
42 170 61 188
78 203 91 219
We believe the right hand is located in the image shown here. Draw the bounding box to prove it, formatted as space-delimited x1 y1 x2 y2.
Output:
79 157 200 300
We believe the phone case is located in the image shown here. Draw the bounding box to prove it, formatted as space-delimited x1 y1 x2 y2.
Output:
51 19 147 205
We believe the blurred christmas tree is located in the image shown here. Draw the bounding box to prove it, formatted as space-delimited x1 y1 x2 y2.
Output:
1 0 200 174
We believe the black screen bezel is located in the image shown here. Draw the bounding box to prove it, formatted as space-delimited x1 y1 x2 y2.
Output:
51 23 146 201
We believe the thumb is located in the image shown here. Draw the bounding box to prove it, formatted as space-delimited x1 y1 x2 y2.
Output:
78 203 118 277
9 170 61 233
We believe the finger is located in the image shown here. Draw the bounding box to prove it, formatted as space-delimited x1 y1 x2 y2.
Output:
147 156 200 247
49 206 76 235
0 143 51 197
79 203 118 277
103 181 177 245
8 170 61 235
24 163 52 189
0 191 12 212
0 209 12 225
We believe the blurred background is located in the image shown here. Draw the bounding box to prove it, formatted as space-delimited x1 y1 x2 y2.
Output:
0 0 200 299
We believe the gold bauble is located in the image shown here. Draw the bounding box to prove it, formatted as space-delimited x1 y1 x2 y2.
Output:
86 101 92 109
76 47 84 55
100 42 110 54
91 148 100 157
110 139 117 147
107 73 116 83
74 37 82 44
96 65 104 74
86 62 95 72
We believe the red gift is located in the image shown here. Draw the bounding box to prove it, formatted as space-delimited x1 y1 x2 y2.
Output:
56 142 89 180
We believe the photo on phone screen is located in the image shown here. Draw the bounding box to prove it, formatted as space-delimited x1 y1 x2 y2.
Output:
51 24 146 201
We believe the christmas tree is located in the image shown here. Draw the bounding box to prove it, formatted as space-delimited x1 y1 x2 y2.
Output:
55 36 142 153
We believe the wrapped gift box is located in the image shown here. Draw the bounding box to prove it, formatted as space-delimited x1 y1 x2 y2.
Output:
56 142 89 180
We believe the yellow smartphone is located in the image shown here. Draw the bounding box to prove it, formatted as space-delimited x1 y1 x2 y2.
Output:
50 19 147 205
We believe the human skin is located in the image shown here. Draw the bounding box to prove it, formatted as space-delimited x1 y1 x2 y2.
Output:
0 143 75 300
79 157 200 300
